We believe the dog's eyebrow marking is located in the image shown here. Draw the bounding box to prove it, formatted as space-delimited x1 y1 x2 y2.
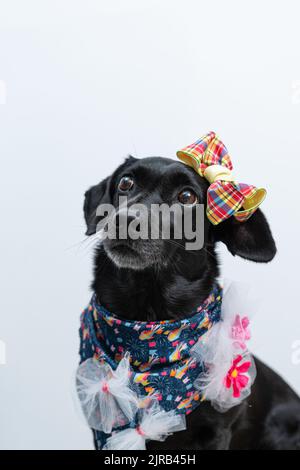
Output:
125 165 161 180
162 170 204 197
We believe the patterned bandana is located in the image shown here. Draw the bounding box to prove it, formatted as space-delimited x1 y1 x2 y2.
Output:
177 132 266 225
79 285 222 449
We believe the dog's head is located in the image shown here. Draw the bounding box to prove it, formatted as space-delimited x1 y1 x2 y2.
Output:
84 156 276 272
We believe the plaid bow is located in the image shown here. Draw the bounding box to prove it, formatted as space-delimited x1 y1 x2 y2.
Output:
176 132 266 225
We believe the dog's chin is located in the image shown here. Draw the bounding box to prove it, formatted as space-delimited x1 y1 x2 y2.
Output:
103 240 153 270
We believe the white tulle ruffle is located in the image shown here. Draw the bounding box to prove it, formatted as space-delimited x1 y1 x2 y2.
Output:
76 353 139 433
191 281 257 412
103 403 186 450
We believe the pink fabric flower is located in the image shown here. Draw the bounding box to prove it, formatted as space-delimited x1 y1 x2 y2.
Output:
225 355 251 398
231 315 251 349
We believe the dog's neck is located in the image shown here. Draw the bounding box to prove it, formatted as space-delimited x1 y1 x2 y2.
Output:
92 246 219 321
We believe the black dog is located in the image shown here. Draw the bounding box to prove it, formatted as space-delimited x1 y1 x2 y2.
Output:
83 156 300 450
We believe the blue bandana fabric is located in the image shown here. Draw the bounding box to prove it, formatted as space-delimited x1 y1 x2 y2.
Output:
79 285 222 449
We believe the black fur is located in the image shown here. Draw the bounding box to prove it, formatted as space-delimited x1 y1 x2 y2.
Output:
83 156 300 450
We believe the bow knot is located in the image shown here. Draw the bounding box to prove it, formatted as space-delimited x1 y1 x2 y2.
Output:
204 164 234 184
177 132 266 225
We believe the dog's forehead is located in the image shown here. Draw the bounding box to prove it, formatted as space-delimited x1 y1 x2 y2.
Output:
120 156 204 185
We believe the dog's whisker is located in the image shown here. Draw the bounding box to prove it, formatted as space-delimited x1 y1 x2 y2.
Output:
65 236 93 252
67 232 105 255
82 236 103 253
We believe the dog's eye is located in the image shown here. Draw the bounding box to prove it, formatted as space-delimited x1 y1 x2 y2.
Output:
178 189 198 205
118 175 134 192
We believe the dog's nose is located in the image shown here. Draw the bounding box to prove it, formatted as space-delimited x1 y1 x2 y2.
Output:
113 208 138 235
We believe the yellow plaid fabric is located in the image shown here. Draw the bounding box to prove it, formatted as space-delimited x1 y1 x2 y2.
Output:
177 132 266 225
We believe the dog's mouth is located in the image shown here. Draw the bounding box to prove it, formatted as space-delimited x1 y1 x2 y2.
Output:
103 239 145 269
109 241 139 257
102 236 168 270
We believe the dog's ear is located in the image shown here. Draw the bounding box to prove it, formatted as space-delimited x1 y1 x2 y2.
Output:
83 176 111 236
213 209 276 262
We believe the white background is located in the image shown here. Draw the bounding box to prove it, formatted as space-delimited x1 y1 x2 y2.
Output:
0 0 300 450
